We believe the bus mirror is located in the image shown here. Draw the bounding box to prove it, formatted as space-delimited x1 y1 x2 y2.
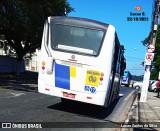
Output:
46 57 54 74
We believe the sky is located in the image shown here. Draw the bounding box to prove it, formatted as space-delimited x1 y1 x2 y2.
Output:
67 0 154 76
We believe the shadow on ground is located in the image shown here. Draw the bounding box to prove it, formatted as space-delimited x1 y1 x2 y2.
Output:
47 97 121 120
0 71 38 81
0 71 38 92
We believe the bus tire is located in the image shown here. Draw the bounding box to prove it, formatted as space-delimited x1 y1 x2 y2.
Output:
154 88 157 92
135 86 140 90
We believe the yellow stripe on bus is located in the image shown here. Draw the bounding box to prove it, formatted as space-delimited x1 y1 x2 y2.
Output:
70 66 76 78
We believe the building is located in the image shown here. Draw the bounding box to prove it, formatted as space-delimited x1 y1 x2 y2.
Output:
0 39 39 73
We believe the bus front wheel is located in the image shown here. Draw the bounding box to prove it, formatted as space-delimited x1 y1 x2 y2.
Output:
135 86 140 90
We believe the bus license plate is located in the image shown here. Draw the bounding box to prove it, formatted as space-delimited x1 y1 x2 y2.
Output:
63 92 75 99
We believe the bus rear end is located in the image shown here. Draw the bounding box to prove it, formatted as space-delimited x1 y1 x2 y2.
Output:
38 16 116 107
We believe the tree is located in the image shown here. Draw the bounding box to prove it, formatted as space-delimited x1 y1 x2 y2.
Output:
142 26 160 79
0 0 74 73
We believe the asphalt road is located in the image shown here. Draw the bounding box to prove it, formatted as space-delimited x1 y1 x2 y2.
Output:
0 82 138 131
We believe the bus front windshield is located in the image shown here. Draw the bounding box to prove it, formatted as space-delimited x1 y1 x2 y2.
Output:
51 24 104 55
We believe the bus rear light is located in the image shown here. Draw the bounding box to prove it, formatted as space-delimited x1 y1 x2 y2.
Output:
99 72 104 85
87 96 92 99
42 61 46 65
41 61 46 72
45 88 50 91
100 72 104 76
99 81 103 85
42 66 45 70
41 70 45 74
100 77 103 81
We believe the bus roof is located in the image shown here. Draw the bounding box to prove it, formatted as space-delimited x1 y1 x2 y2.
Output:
50 16 109 30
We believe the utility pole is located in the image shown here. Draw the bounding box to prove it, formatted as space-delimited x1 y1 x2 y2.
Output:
140 0 160 102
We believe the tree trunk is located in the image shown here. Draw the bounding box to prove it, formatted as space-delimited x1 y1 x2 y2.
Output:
15 59 22 75
15 53 24 75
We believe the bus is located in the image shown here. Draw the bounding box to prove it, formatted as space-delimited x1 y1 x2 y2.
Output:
121 71 132 87
38 16 126 107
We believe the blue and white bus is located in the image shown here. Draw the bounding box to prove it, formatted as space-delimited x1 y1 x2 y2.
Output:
121 71 132 87
38 16 126 107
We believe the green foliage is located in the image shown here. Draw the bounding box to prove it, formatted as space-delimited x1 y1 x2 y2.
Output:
0 0 74 61
141 32 151 46
150 69 158 80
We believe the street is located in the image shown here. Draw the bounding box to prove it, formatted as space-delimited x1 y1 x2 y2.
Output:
0 0 160 130
0 80 138 130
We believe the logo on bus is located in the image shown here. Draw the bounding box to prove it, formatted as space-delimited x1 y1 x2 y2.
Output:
89 76 97 83
84 86 96 93
135 6 142 11
85 70 100 87
71 55 75 59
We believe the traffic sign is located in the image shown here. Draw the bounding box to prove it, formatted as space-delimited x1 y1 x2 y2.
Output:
146 53 154 61
147 44 155 53
145 53 154 65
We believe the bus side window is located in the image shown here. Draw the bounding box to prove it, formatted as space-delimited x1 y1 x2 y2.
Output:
113 41 119 73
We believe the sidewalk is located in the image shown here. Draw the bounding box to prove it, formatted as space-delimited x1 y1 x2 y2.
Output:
122 91 160 131
138 92 160 123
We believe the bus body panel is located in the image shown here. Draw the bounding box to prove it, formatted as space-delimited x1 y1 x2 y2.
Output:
39 78 107 106
38 16 124 107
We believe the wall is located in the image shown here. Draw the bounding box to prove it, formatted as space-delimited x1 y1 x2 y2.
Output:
25 49 40 72
0 55 25 73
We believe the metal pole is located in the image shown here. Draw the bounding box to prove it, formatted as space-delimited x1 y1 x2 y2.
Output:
140 0 160 102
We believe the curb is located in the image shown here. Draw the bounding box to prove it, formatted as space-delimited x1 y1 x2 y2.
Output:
118 90 138 123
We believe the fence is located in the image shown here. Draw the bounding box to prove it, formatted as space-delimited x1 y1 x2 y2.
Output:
0 55 25 73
